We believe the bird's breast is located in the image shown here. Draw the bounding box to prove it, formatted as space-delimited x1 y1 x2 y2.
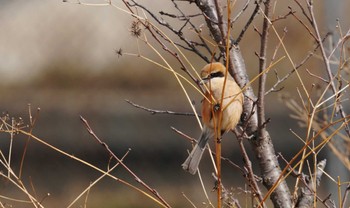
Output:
201 78 243 132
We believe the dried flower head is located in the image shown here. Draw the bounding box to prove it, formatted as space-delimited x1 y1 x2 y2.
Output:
115 48 123 58
130 20 142 38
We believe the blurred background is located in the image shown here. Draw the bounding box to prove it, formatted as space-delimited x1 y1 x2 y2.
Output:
0 0 349 207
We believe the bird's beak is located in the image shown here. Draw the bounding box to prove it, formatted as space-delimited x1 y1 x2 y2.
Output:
199 77 209 85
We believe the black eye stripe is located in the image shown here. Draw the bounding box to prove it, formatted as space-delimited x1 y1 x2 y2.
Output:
210 71 224 78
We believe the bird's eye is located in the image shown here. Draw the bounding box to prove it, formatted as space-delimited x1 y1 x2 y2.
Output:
210 71 224 78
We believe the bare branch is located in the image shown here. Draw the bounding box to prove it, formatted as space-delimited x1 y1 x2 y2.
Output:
278 154 333 208
257 0 271 133
170 126 196 143
183 1 294 206
231 0 251 26
293 0 312 24
305 68 329 83
195 0 227 54
235 130 266 207
211 173 242 208
128 0 211 63
271 9 295 23
80 116 171 208
230 11 293 208
236 0 262 44
125 99 199 117
295 159 327 208
341 184 350 208
306 0 350 136
265 32 330 95
290 7 317 41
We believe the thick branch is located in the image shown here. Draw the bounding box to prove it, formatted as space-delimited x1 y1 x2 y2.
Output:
296 159 327 208
195 0 226 49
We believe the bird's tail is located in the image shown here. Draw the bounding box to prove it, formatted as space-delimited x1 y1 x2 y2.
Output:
182 127 213 175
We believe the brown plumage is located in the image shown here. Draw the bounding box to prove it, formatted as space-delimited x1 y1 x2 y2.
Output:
182 62 244 174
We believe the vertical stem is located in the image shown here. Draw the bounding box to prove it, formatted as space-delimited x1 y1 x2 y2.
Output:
216 129 222 208
257 0 270 136
208 64 222 207
216 0 234 206
338 176 342 208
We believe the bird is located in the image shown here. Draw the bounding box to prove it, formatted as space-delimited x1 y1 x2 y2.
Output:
182 62 244 175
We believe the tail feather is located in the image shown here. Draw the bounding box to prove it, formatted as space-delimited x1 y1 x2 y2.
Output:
182 127 212 174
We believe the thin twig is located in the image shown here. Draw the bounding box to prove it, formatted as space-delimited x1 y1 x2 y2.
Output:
278 153 332 208
67 149 131 208
271 9 295 23
236 133 266 207
236 0 262 44
307 0 350 136
305 68 329 83
212 173 242 208
80 116 171 208
145 22 200 84
19 105 40 179
128 0 211 63
181 192 197 208
265 33 330 95
126 99 199 117
170 126 196 143
231 0 251 26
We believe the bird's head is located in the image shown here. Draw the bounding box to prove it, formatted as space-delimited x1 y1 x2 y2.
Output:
200 62 227 84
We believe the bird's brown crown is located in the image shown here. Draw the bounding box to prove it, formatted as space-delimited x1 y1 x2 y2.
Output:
200 62 227 81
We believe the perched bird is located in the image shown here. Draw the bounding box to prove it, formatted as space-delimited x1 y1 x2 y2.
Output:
182 62 244 175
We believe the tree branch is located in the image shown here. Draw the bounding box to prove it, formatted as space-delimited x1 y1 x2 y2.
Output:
128 0 212 63
195 0 292 207
236 131 265 207
307 0 350 137
236 0 262 44
257 0 270 136
80 116 171 208
295 159 327 208
125 99 199 117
